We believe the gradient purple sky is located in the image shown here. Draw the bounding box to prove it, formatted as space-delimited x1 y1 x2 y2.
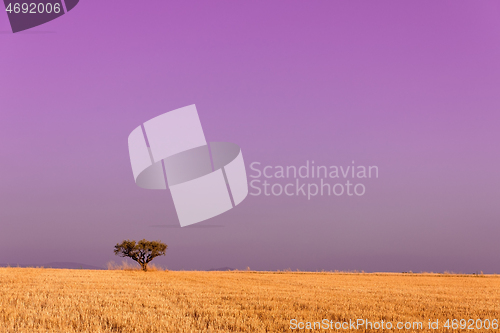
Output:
1 0 499 272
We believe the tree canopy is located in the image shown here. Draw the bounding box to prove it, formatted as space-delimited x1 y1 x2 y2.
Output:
114 239 167 271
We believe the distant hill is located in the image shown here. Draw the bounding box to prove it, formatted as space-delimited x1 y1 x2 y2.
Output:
208 267 236 271
43 262 104 270
0 262 104 270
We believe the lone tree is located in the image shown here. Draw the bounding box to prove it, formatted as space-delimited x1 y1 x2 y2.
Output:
114 239 167 271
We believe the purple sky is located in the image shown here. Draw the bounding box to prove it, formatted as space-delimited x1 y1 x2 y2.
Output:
1 0 499 272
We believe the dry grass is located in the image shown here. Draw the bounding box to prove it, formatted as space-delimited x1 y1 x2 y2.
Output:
106 261 164 272
0 268 499 332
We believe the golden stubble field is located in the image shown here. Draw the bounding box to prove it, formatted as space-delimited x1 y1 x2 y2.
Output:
0 268 499 333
